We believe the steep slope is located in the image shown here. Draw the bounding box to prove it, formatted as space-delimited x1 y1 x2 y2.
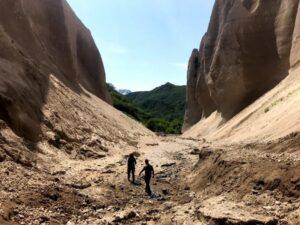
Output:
184 68 300 143
183 0 300 133
0 0 113 143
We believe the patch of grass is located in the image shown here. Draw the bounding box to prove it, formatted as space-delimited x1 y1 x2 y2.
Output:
264 91 295 113
264 107 270 113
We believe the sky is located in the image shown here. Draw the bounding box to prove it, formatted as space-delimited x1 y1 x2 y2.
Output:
67 0 215 91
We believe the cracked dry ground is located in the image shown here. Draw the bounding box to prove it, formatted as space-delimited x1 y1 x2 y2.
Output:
0 135 300 225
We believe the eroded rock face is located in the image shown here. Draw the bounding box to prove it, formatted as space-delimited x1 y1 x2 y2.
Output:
184 0 300 130
0 0 111 141
182 49 202 132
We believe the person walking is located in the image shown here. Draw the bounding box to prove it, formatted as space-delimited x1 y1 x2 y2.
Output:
139 159 154 196
127 153 137 183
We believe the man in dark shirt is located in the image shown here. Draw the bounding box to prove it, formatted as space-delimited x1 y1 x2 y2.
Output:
127 153 137 183
139 159 154 196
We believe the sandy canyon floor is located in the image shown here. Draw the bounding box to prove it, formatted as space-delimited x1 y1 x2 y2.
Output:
0 133 299 225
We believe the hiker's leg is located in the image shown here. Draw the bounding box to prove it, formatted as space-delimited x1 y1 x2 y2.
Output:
148 179 152 195
127 168 131 181
145 178 151 195
145 179 149 194
132 169 135 183
149 183 152 195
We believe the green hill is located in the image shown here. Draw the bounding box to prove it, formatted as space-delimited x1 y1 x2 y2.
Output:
107 83 186 134
127 83 186 120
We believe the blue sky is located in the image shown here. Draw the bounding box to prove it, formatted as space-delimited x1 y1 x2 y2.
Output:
67 0 214 91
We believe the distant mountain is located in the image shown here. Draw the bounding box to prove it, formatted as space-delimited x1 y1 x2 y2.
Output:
106 84 132 95
118 89 132 95
108 83 186 134
127 83 186 121
127 83 186 133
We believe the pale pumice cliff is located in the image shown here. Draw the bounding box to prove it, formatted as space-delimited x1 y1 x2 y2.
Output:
0 0 113 142
183 0 300 131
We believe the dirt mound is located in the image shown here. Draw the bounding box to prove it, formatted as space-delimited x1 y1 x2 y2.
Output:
191 146 300 199
187 134 300 225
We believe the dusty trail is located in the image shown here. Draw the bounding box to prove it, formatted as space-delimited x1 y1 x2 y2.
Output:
0 135 201 225
1 134 299 225
58 136 202 225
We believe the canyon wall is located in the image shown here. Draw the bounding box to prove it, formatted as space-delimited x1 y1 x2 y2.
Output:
0 0 111 141
184 0 300 131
